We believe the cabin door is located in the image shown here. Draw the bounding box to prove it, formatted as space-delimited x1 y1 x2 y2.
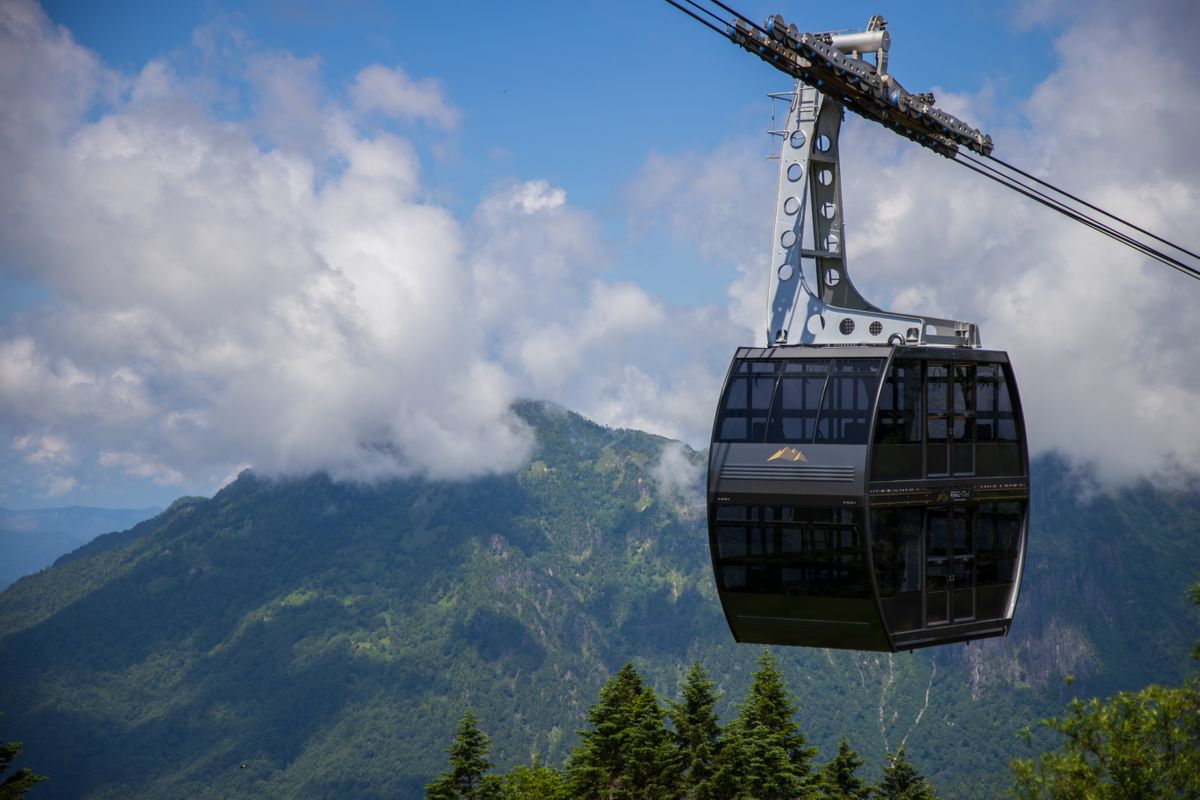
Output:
925 362 976 477
925 506 976 626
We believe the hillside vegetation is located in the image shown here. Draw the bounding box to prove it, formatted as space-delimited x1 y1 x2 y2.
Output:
0 401 1196 799
0 506 160 590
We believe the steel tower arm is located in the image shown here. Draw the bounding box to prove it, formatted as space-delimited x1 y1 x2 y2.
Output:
766 86 979 347
755 14 982 347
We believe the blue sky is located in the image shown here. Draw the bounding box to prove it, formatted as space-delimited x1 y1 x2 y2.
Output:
2 0 1197 509
30 0 1062 303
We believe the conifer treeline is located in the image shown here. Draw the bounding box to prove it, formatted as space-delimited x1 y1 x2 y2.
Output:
425 651 937 800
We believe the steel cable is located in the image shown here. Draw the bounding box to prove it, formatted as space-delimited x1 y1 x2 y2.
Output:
951 155 1200 281
660 0 1200 282
661 0 729 39
984 153 1200 262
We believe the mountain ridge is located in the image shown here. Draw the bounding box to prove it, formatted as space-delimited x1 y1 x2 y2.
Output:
0 505 161 591
0 401 1196 799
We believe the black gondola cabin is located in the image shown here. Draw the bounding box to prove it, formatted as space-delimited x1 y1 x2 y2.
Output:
707 345 1029 651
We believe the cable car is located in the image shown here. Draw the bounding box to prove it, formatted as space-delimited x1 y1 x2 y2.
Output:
699 18 1030 651
707 345 1028 651
669 6 1188 651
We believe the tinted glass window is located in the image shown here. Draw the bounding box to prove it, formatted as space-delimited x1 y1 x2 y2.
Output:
953 508 972 558
976 363 1020 443
872 507 923 597
926 364 948 417
767 361 829 442
875 359 922 445
975 501 1023 585
926 364 949 475
716 358 882 444
836 360 882 374
815 360 882 444
712 505 868 598
717 361 780 442
788 360 832 374
716 505 749 521
953 364 975 415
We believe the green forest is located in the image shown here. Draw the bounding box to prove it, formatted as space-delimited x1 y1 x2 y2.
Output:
423 595 1200 800
1 403 1198 798
424 653 939 800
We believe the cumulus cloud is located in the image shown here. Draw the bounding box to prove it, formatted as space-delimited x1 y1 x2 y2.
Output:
350 64 459 128
13 432 74 468
627 1 1200 482
0 1 733 503
651 440 704 514
11 431 76 497
244 52 330 157
2 0 1196 505
626 140 774 339
509 180 566 214
98 450 185 486
626 140 772 264
465 173 738 445
0 1 523 500
834 0 1200 479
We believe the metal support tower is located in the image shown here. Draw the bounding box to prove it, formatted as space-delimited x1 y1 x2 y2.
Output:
761 21 982 348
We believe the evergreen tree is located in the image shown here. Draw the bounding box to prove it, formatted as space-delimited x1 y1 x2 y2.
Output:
817 738 870 800
667 662 722 799
713 649 817 800
425 774 457 800
877 744 938 800
566 662 678 800
0 716 47 800
1010 581 1200 799
425 709 498 800
1010 684 1200 800
1191 582 1200 663
495 756 566 800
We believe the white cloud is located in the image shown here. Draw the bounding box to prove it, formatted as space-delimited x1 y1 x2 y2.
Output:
99 450 185 486
0 1 522 498
626 139 773 266
0 1 732 503
244 52 330 157
43 475 77 497
11 431 77 498
509 180 566 214
461 174 739 447
350 64 459 128
2 0 1196 505
622 1 1200 482
835 2 1200 480
13 432 74 467
622 141 773 376
652 440 704 514
0 0 118 149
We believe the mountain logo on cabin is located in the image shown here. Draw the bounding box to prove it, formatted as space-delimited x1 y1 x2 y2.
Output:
767 447 807 463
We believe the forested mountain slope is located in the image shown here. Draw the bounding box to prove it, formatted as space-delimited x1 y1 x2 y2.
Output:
0 402 1195 799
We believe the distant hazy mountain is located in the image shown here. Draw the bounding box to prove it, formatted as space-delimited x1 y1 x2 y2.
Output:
0 505 161 590
0 401 1196 799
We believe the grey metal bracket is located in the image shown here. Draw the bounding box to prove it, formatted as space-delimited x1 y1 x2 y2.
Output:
764 82 980 349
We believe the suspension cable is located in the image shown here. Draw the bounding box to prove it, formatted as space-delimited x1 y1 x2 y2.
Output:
705 0 767 34
661 0 729 38
983 153 1200 262
659 0 1200 282
951 155 1200 281
681 0 732 28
